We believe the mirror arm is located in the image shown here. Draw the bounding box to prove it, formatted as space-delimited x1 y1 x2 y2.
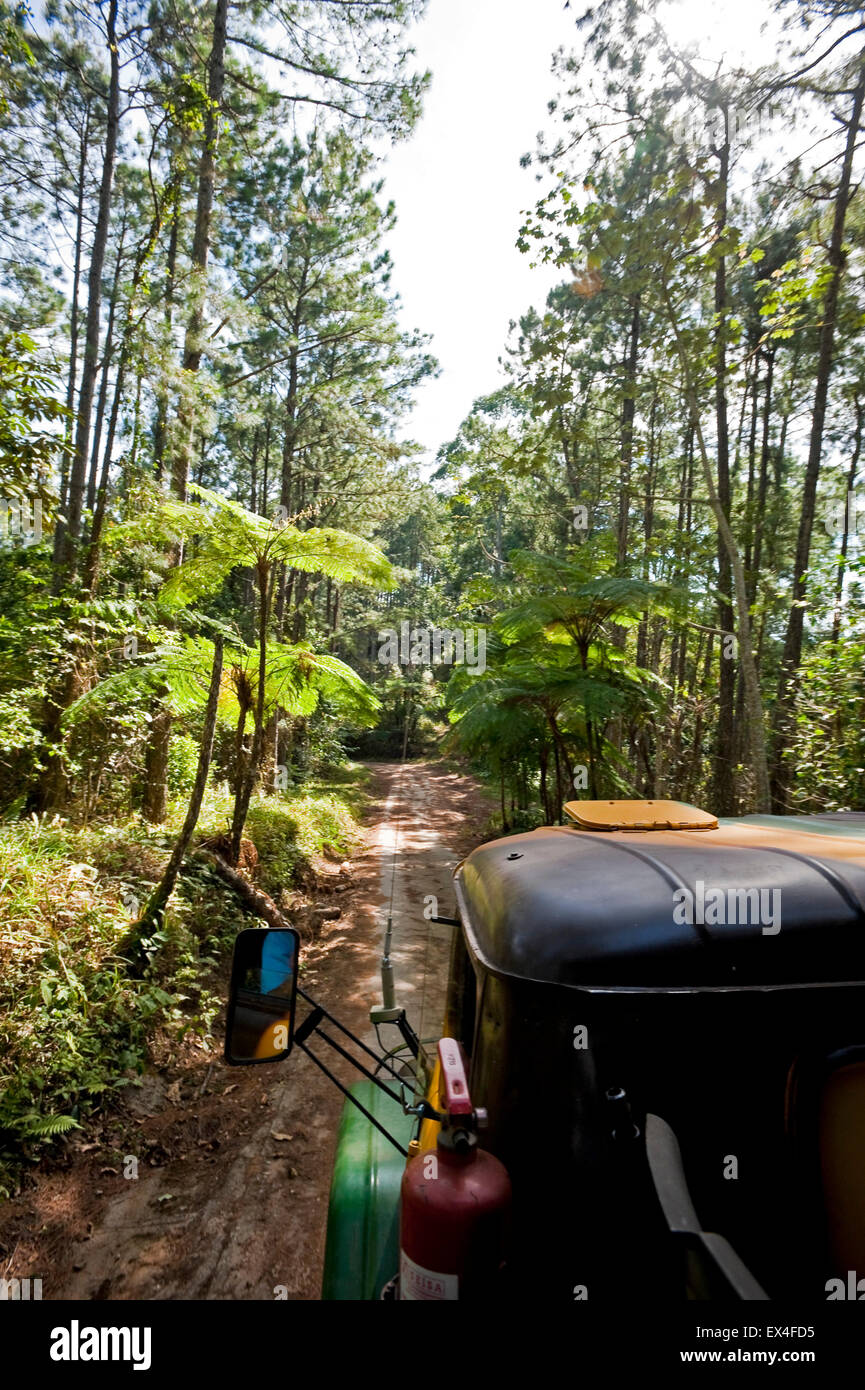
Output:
294 1038 409 1158
395 1011 420 1060
296 986 412 1086
308 1021 412 1106
293 1005 325 1047
292 987 421 1156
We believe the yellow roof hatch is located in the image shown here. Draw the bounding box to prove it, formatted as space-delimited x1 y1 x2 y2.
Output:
563 798 718 832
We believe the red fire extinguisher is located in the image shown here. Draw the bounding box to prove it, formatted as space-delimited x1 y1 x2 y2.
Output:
399 1038 511 1300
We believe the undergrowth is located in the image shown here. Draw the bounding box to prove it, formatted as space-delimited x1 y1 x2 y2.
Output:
0 764 367 1196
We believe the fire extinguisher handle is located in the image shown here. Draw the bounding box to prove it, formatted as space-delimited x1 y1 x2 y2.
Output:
437 1038 474 1117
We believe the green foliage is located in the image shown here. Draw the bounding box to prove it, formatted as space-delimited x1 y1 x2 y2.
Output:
0 768 368 1193
0 3 33 114
166 731 199 795
444 548 662 820
245 778 362 895
0 330 67 502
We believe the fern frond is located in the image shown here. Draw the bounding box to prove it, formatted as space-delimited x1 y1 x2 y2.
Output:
21 1113 81 1138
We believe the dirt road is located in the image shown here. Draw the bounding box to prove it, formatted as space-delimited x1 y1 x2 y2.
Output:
0 761 492 1301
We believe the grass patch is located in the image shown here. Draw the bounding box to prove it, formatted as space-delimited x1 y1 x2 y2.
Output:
247 772 367 892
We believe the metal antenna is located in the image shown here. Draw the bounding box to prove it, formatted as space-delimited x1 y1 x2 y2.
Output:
370 689 411 1026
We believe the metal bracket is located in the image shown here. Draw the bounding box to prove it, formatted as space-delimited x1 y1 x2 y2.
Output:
403 1098 442 1122
294 1005 325 1047
294 987 418 1157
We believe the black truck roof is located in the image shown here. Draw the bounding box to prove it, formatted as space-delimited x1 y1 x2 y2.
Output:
453 815 865 990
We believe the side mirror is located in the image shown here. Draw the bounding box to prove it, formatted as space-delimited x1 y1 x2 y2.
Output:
225 927 300 1066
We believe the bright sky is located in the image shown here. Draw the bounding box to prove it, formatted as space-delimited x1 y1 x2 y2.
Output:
381 0 782 464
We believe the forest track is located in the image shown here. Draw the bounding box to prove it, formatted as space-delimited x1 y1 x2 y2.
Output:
0 760 493 1301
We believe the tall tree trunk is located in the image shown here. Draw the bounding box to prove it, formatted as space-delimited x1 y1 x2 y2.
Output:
661 279 771 811
54 103 91 574
85 189 174 591
636 394 658 670
734 350 763 782
142 703 171 823
261 405 271 513
146 5 229 819
85 211 126 518
153 186 181 481
749 348 775 610
231 560 270 862
275 290 304 635
83 336 129 591
770 62 865 809
36 42 119 805
62 0 120 580
831 396 864 652
171 0 229 517
550 721 564 822
686 630 711 803
616 294 640 573
711 101 736 817
742 354 760 584
609 302 639 757
539 743 551 822
329 584 341 650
